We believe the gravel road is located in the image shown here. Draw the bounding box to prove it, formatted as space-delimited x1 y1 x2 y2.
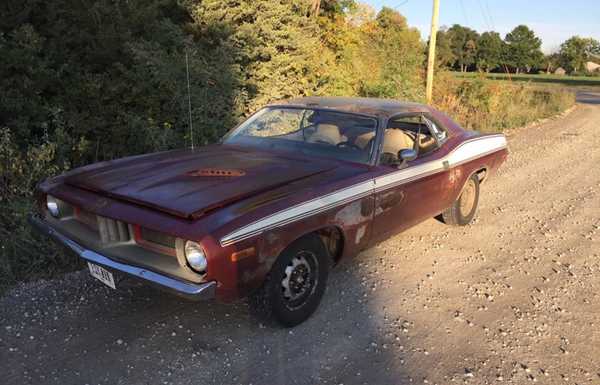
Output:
2 91 600 385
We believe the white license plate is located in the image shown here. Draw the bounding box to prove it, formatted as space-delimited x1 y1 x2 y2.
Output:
88 262 116 289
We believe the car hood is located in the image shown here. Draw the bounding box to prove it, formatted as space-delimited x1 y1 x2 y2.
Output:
64 145 336 219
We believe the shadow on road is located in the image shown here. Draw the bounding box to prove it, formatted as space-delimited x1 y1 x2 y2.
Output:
576 91 600 105
1 248 418 385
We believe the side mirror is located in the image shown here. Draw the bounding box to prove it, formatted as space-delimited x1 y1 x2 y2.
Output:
399 149 417 163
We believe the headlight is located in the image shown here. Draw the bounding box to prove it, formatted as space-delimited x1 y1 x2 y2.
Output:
184 241 207 273
46 195 60 217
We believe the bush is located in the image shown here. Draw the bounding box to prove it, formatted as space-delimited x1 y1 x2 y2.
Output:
433 72 575 132
0 1 576 292
0 127 84 291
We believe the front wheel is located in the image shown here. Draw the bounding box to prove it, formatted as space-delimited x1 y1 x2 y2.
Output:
441 173 480 226
249 234 330 327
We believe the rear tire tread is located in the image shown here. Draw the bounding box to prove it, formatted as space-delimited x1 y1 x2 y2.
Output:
441 174 480 226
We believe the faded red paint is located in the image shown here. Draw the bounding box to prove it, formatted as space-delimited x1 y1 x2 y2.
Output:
34 97 508 302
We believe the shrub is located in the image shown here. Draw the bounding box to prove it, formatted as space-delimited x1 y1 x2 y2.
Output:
433 72 575 132
0 1 576 292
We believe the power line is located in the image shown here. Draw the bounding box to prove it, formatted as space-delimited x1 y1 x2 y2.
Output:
476 0 492 30
459 0 470 25
393 0 409 9
483 0 496 30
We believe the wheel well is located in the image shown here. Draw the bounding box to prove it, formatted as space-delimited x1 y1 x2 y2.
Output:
315 226 344 263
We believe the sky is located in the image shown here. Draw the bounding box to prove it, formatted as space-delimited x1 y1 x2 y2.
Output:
364 0 600 53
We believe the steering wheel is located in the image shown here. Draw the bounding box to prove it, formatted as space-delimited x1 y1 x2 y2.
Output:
336 141 362 151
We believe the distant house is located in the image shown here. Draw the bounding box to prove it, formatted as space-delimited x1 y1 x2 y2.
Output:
554 67 566 75
585 61 600 72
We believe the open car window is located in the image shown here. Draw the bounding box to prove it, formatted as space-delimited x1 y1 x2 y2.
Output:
380 115 440 166
224 107 378 165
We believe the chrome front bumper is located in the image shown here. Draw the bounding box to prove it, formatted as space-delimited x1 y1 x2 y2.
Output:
28 214 216 301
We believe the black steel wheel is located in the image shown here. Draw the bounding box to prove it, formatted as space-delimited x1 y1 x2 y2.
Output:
249 234 330 327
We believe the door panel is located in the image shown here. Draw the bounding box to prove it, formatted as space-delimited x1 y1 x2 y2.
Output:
370 125 457 243
371 160 451 243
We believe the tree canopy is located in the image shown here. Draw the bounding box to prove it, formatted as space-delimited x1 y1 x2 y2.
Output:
558 36 600 73
504 25 543 74
0 0 426 168
446 24 479 72
476 32 504 72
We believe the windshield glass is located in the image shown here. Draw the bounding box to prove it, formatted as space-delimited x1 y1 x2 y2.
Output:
224 107 378 164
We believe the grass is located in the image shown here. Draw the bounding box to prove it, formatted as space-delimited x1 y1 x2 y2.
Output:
452 71 600 88
434 71 577 133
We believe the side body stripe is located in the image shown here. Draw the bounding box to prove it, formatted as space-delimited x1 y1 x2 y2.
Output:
219 135 507 246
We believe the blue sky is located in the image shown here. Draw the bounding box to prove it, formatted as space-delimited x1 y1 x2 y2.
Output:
364 0 600 53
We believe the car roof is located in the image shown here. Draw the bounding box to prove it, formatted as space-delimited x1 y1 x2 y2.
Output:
269 96 431 118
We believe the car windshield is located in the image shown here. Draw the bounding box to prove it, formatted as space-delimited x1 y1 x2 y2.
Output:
223 107 378 164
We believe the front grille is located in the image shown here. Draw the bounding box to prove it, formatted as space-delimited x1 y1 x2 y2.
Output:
77 209 98 231
140 227 176 249
97 216 130 243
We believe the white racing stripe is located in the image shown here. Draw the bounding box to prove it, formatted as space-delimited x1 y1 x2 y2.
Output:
220 135 507 246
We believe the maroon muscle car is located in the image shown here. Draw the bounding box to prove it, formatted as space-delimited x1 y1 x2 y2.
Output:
30 97 508 326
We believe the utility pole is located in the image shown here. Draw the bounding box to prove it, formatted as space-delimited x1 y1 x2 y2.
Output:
426 0 440 104
310 0 321 17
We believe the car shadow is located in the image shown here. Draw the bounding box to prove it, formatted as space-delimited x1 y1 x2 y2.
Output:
1 243 421 385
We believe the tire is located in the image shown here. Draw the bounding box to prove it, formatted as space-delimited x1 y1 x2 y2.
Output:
441 173 480 226
249 234 330 327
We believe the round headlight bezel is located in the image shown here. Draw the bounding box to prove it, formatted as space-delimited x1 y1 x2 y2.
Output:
184 240 207 274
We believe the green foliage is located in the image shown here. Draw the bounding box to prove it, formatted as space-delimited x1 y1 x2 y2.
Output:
558 36 600 73
191 0 328 113
446 24 479 72
0 1 575 290
476 32 504 72
434 73 575 133
504 25 543 74
433 28 455 68
328 7 424 101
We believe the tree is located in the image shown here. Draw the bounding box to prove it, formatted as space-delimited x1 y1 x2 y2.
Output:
433 28 455 68
504 25 543 74
446 24 479 72
375 6 409 30
541 53 561 74
192 0 329 112
356 7 424 100
476 31 504 72
558 36 600 73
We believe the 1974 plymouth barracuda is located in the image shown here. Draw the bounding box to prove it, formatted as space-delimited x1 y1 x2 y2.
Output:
30 97 508 326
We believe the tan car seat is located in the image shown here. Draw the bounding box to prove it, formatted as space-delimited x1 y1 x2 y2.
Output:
308 123 344 145
354 132 376 149
382 129 415 155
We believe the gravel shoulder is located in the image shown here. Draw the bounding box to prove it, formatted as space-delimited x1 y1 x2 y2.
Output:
2 92 600 385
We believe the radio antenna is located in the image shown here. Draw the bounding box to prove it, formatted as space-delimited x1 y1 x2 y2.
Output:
185 50 194 150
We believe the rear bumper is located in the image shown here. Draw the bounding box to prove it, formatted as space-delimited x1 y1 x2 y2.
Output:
28 214 216 301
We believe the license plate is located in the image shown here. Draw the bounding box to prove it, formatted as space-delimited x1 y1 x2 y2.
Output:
88 262 116 289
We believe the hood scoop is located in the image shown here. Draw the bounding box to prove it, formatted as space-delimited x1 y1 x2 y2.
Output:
186 168 246 177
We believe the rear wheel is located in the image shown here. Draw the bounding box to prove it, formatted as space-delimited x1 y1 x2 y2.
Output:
441 173 480 226
249 234 330 327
